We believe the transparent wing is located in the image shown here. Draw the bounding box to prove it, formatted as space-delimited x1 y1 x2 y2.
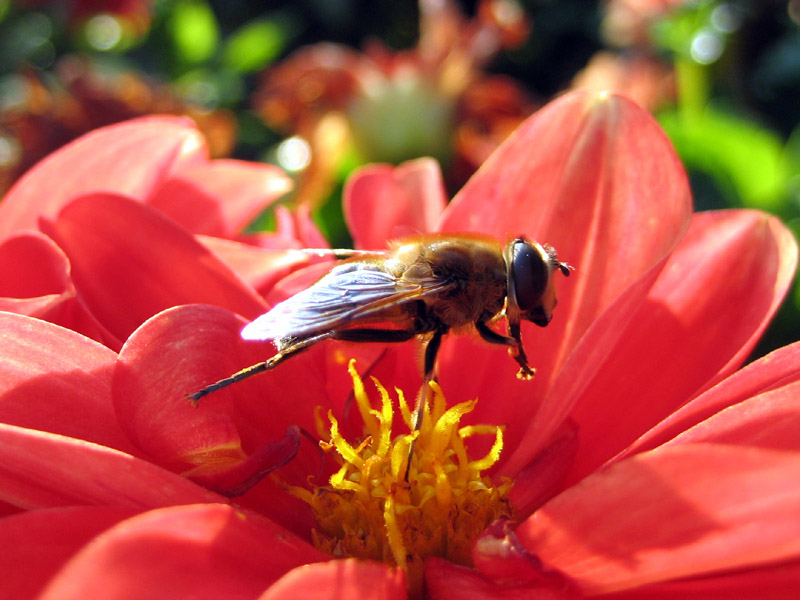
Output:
241 262 451 342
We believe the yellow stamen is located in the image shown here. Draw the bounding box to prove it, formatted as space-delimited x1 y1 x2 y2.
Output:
286 359 514 597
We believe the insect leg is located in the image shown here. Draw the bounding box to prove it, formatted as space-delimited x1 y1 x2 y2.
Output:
507 320 535 380
476 319 535 379
332 328 418 344
404 329 445 481
187 331 334 404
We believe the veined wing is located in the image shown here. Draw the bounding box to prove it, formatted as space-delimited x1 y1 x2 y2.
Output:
241 262 452 342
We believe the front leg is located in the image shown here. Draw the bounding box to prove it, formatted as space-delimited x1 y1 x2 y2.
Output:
476 320 535 380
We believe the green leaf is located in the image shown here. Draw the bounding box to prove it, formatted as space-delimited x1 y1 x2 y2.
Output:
659 107 790 212
167 0 219 66
221 17 294 73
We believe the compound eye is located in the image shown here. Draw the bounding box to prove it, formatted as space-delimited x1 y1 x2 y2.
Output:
511 241 550 313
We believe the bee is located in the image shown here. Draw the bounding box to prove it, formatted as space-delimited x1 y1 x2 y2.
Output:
188 234 571 414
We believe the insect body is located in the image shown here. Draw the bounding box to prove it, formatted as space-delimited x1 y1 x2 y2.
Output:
188 234 571 407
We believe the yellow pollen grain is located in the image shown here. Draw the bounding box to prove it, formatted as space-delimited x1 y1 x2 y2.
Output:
288 359 515 597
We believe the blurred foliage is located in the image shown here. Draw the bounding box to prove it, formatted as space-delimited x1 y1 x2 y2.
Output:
0 0 798 354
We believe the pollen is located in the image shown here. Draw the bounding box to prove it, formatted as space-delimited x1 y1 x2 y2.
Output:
287 359 514 596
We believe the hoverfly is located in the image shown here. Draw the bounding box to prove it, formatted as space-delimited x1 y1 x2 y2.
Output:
188 234 571 422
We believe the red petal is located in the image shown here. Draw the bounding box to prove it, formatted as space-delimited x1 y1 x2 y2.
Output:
198 235 313 297
0 312 134 453
0 116 206 238
0 231 72 300
37 504 328 600
0 423 225 509
656 380 800 451
511 445 800 594
114 304 328 529
425 558 578 600
432 92 692 462
499 264 663 481
113 305 266 471
148 159 292 237
344 158 447 249
557 209 797 485
0 507 138 599
0 231 115 345
605 560 800 599
42 193 267 341
259 559 406 600
625 341 800 456
440 91 692 382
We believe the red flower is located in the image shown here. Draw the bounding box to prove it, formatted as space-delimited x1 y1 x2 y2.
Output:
0 116 318 349
0 90 798 598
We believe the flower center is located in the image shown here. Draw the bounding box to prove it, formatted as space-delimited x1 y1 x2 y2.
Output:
288 359 514 596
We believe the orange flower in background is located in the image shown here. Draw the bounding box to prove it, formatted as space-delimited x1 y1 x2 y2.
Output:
254 0 535 206
0 57 236 196
0 90 799 598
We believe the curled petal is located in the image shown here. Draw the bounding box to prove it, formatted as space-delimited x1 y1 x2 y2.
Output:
0 507 139 599
148 159 292 237
510 445 800 595
0 231 73 305
345 158 448 249
0 312 133 453
187 426 302 497
259 559 406 600
42 193 267 341
0 116 206 238
0 231 116 345
37 504 328 600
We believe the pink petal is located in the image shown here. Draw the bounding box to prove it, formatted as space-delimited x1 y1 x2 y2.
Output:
509 445 800 594
0 312 134 453
625 341 800 456
148 159 292 237
42 193 267 341
259 559 406 600
440 91 692 383
38 504 328 600
267 204 330 249
556 209 797 486
0 230 115 345
344 158 448 249
0 423 225 510
0 116 206 238
0 507 139 599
